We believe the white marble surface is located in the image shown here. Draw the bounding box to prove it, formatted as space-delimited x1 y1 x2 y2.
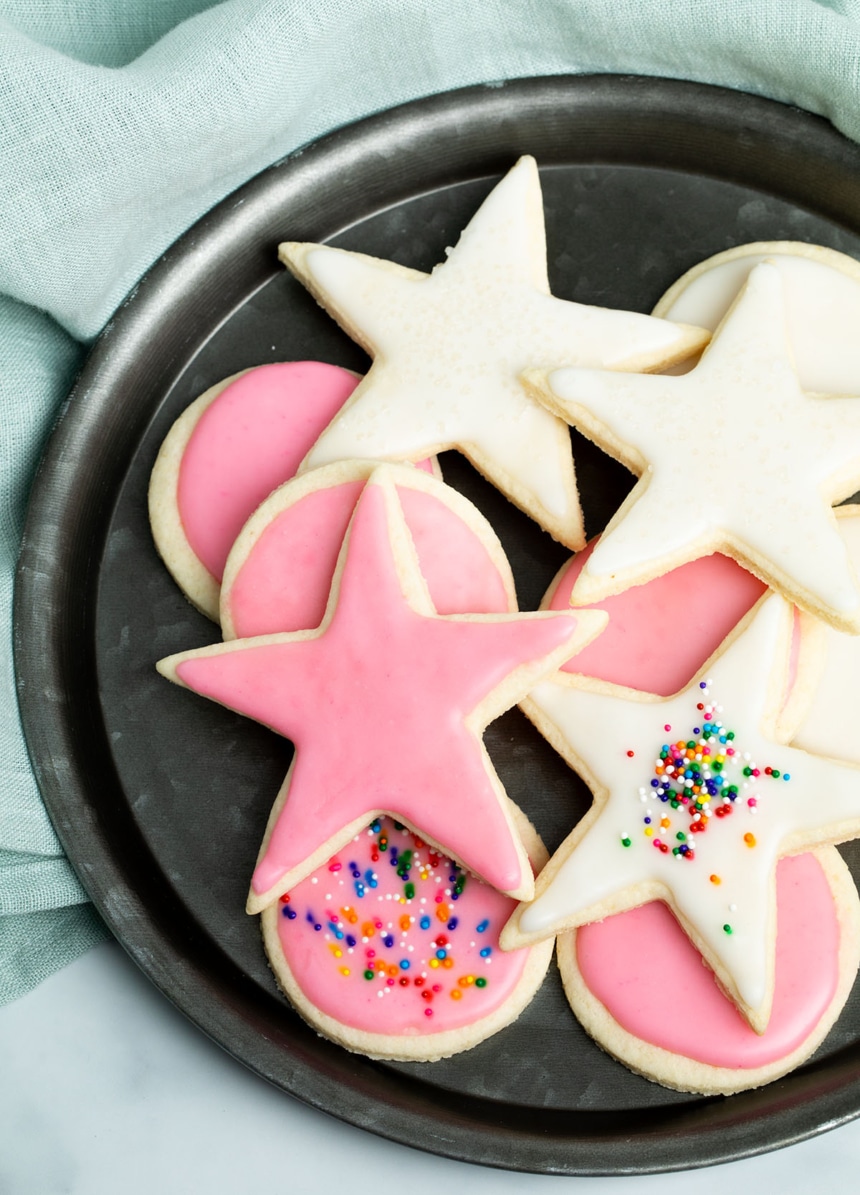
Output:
3 940 860 1194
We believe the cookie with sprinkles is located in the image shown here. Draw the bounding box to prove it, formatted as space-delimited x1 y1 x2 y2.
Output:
529 541 860 1093
261 814 554 1060
502 592 860 1037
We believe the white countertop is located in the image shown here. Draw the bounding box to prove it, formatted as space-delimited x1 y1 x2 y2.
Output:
4 940 860 1194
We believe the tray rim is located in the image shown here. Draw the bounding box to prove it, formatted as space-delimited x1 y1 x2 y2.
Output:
15 73 860 1175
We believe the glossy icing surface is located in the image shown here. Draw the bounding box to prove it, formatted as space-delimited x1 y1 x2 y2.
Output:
520 594 860 1027
542 554 843 1058
574 853 838 1067
788 515 860 765
177 361 361 581
545 264 860 627
226 478 510 639
276 818 530 1034
655 246 860 394
164 474 596 901
285 157 704 547
546 541 765 694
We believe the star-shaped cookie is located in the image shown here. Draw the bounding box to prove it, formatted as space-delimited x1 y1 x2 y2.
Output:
157 467 606 910
502 594 860 1032
280 156 707 549
531 261 860 630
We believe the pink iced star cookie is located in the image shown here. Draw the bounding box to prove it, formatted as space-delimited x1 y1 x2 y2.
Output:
158 466 606 909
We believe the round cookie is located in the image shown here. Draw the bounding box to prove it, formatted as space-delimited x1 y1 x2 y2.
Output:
148 360 439 621
652 240 860 393
789 508 860 762
652 242 860 760
220 458 515 641
261 813 554 1061
558 847 860 1094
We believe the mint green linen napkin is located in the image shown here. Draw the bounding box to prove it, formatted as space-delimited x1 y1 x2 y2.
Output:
5 0 860 1003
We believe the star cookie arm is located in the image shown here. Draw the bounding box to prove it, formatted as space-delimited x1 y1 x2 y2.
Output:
441 155 550 289
281 243 426 355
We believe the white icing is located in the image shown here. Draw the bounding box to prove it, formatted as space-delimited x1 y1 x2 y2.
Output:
284 156 703 547
546 263 860 624
792 512 860 762
657 249 860 393
520 594 860 1026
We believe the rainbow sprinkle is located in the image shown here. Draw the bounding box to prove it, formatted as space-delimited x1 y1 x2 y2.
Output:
279 819 495 1014
634 679 789 863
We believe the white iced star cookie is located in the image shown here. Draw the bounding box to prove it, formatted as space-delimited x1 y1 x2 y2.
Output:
280 156 708 549
530 261 860 630
501 593 860 1033
650 241 860 759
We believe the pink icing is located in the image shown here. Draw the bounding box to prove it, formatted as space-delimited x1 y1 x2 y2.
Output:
554 542 839 1066
548 542 766 694
276 818 530 1035
574 853 838 1068
227 481 510 638
176 361 434 583
176 482 581 898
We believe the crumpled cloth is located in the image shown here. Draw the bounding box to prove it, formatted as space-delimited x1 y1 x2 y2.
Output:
4 0 860 1003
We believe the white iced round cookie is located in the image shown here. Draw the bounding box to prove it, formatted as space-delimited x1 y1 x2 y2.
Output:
787 506 860 761
652 241 860 392
654 243 860 760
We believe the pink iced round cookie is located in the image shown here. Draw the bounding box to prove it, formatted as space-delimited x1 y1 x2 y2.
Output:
261 816 553 1060
221 459 513 640
543 544 860 1092
560 848 859 1092
149 361 437 621
544 541 765 693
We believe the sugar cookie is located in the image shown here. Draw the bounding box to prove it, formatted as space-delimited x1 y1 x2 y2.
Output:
504 592 860 1034
149 361 438 621
281 156 708 550
158 466 606 908
558 848 860 1094
530 262 860 631
262 814 554 1061
220 458 514 641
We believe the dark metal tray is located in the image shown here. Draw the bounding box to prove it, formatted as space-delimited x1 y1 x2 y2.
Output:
15 75 860 1175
